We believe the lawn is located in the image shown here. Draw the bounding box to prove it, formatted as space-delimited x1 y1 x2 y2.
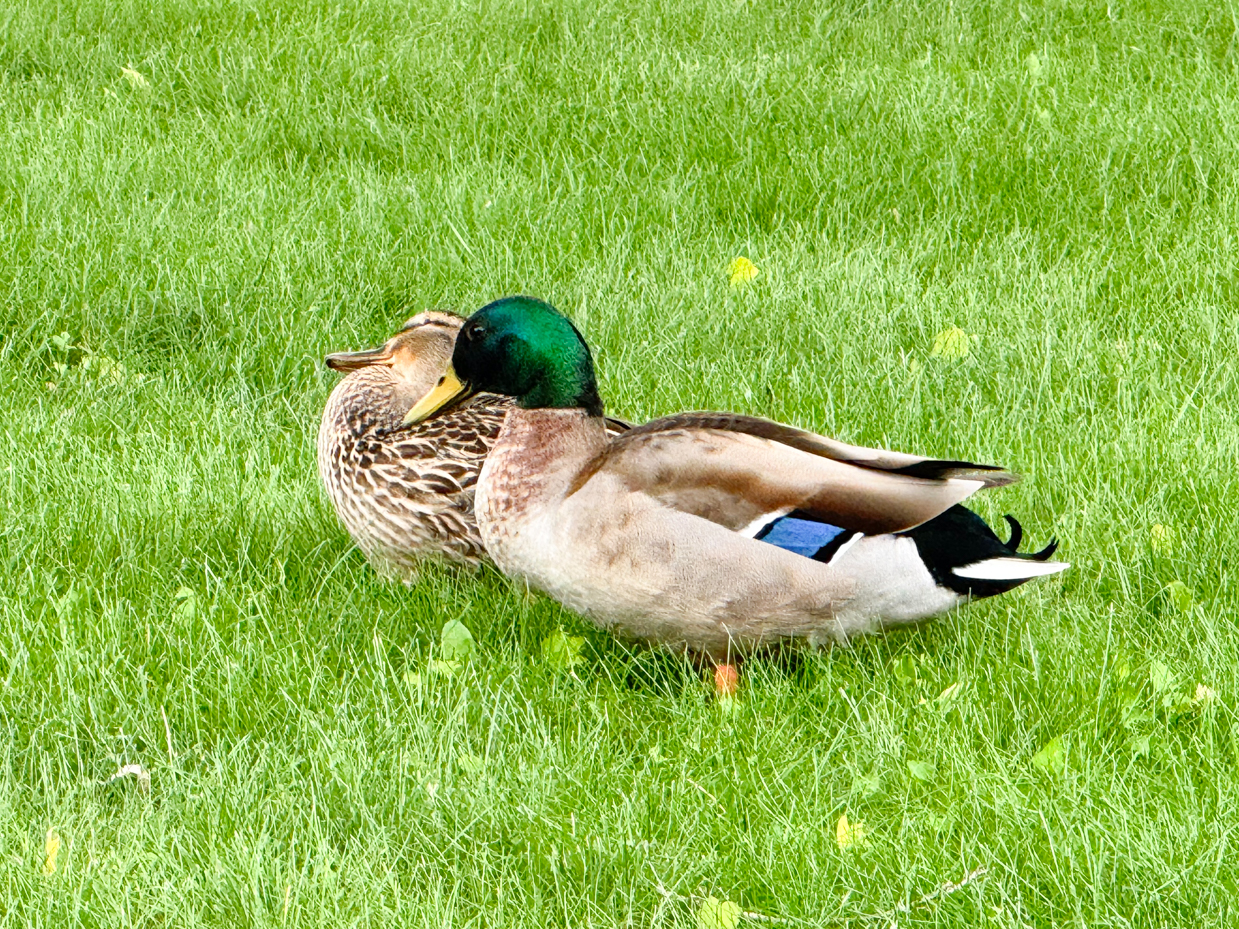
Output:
1 0 1238 924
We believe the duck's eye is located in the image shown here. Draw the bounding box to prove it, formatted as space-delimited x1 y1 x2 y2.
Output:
464 322 486 342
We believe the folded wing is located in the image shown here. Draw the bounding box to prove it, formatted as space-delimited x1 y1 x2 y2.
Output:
579 413 1016 535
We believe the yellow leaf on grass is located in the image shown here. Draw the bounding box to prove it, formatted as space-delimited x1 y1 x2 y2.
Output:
1164 580 1193 613
91 354 145 388
1194 683 1217 706
727 256 759 287
121 66 149 89
1150 523 1174 554
173 587 196 622
696 896 741 929
936 681 964 704
43 828 60 875
440 620 475 661
1032 735 1065 774
930 326 971 359
1150 659 1174 694
835 813 867 848
907 759 936 782
541 628 585 671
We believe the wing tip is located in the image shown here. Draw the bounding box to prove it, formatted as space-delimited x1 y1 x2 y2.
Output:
885 459 1021 487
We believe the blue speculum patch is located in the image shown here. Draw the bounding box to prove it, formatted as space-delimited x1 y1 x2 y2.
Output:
754 516 846 558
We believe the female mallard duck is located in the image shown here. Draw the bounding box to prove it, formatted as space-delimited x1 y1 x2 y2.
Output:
318 311 513 580
404 296 1069 667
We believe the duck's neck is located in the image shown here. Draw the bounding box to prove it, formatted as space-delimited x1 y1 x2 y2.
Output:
478 408 607 524
321 368 410 439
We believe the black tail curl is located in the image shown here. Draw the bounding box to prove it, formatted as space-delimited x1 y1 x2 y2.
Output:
905 505 1060 599
1003 514 1058 561
1002 514 1023 552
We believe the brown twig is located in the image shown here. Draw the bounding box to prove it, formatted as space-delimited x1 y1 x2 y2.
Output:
685 776 727 814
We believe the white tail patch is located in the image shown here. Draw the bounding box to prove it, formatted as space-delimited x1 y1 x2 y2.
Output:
953 558 1070 581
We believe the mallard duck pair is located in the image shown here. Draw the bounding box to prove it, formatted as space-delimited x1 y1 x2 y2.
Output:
322 298 1067 668
318 311 627 580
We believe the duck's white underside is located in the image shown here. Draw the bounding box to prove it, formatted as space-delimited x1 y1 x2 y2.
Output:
479 468 966 657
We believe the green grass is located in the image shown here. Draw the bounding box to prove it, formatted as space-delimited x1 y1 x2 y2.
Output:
2 0 1238 924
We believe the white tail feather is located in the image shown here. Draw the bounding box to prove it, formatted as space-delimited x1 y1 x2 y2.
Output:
953 558 1070 581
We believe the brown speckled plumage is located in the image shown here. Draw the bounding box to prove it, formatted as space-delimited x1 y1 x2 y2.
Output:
317 311 512 581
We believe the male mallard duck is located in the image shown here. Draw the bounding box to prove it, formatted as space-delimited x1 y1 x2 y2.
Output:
405 296 1069 668
318 311 513 580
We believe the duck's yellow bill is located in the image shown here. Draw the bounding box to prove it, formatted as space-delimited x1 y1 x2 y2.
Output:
402 367 468 425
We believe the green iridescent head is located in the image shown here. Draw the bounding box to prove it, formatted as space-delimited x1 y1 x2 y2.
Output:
403 296 603 423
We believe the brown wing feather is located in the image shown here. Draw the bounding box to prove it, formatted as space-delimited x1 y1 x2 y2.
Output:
618 412 1017 485
579 414 1014 535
